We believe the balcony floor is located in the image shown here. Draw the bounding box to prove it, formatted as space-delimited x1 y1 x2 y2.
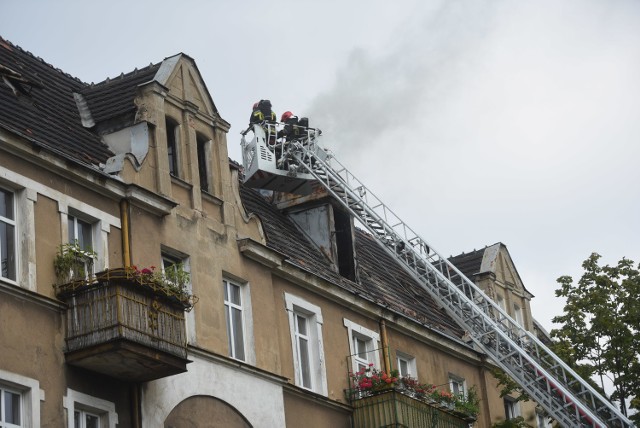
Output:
65 338 189 382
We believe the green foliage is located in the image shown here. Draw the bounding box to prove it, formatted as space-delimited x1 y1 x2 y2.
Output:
454 385 481 418
491 416 532 428
53 241 97 283
490 368 531 403
551 253 640 418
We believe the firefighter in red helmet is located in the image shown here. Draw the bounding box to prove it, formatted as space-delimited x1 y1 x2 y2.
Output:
278 110 300 142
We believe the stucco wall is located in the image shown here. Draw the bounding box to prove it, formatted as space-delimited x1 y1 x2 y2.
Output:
142 354 286 428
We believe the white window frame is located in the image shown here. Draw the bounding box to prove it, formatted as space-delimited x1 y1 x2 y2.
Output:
0 187 17 283
448 374 467 399
66 212 99 279
284 293 328 396
161 249 196 344
59 205 112 275
63 388 118 428
396 351 417 378
344 319 380 373
222 277 255 365
504 396 521 420
0 369 42 427
536 409 552 428
513 303 524 326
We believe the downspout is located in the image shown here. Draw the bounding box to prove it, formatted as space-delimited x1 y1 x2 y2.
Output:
120 199 131 266
120 199 141 428
379 319 391 373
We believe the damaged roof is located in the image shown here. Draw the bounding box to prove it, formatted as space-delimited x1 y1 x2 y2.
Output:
79 62 161 127
240 186 465 339
0 36 113 165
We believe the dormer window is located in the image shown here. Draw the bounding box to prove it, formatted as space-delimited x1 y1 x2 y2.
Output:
165 117 180 177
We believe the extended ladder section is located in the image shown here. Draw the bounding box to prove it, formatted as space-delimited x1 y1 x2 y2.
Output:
283 139 633 428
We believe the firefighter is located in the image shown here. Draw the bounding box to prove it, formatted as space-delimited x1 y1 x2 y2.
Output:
278 111 300 142
249 99 276 125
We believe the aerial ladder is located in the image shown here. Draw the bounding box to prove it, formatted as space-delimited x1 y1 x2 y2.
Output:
241 124 635 428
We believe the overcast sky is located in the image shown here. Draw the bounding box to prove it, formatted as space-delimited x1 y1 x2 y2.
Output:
3 0 639 334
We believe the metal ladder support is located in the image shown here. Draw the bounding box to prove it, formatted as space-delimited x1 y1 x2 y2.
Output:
283 139 633 428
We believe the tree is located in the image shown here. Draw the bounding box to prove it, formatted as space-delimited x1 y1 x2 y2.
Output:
551 253 640 422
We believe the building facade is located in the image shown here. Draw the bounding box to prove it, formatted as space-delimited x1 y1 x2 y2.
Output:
0 36 548 427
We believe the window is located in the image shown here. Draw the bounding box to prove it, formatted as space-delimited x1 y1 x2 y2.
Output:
504 397 520 420
161 252 186 285
223 279 246 361
285 293 327 395
166 117 180 177
68 215 92 250
396 351 416 378
0 386 21 427
74 409 100 428
513 303 524 326
66 213 96 279
0 370 41 427
449 375 466 399
344 319 380 373
536 410 552 428
63 388 117 428
196 134 210 192
0 188 16 281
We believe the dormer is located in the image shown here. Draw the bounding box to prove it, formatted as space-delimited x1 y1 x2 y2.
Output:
79 54 231 211
274 189 358 282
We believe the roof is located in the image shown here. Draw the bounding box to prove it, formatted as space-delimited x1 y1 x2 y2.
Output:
0 36 113 165
80 62 161 126
240 185 465 339
448 248 486 281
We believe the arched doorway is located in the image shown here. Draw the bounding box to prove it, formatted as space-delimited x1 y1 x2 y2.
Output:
164 395 253 428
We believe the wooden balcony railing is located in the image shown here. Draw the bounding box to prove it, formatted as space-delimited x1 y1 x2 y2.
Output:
55 268 192 382
351 390 475 428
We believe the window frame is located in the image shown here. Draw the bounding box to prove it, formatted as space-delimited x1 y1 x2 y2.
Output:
0 384 22 427
343 319 380 373
222 278 254 364
513 303 524 326
66 212 98 280
0 187 17 282
396 351 417 378
0 369 41 427
504 396 521 420
284 293 328 395
63 388 117 428
448 374 466 399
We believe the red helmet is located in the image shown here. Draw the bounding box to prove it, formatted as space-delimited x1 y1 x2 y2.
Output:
252 102 259 110
281 111 293 122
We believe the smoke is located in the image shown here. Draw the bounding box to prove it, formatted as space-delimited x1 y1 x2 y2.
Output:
304 0 640 332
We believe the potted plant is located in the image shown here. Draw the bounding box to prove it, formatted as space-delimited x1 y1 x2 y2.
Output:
53 241 97 284
454 385 480 420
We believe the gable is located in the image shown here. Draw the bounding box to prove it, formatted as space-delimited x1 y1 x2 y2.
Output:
157 55 217 117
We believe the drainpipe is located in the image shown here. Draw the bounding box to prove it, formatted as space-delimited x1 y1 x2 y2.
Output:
379 319 392 373
120 199 131 267
131 384 142 428
121 199 141 427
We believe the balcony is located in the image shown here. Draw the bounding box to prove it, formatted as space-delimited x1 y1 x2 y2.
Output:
55 267 195 382
351 390 474 428
347 367 478 428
